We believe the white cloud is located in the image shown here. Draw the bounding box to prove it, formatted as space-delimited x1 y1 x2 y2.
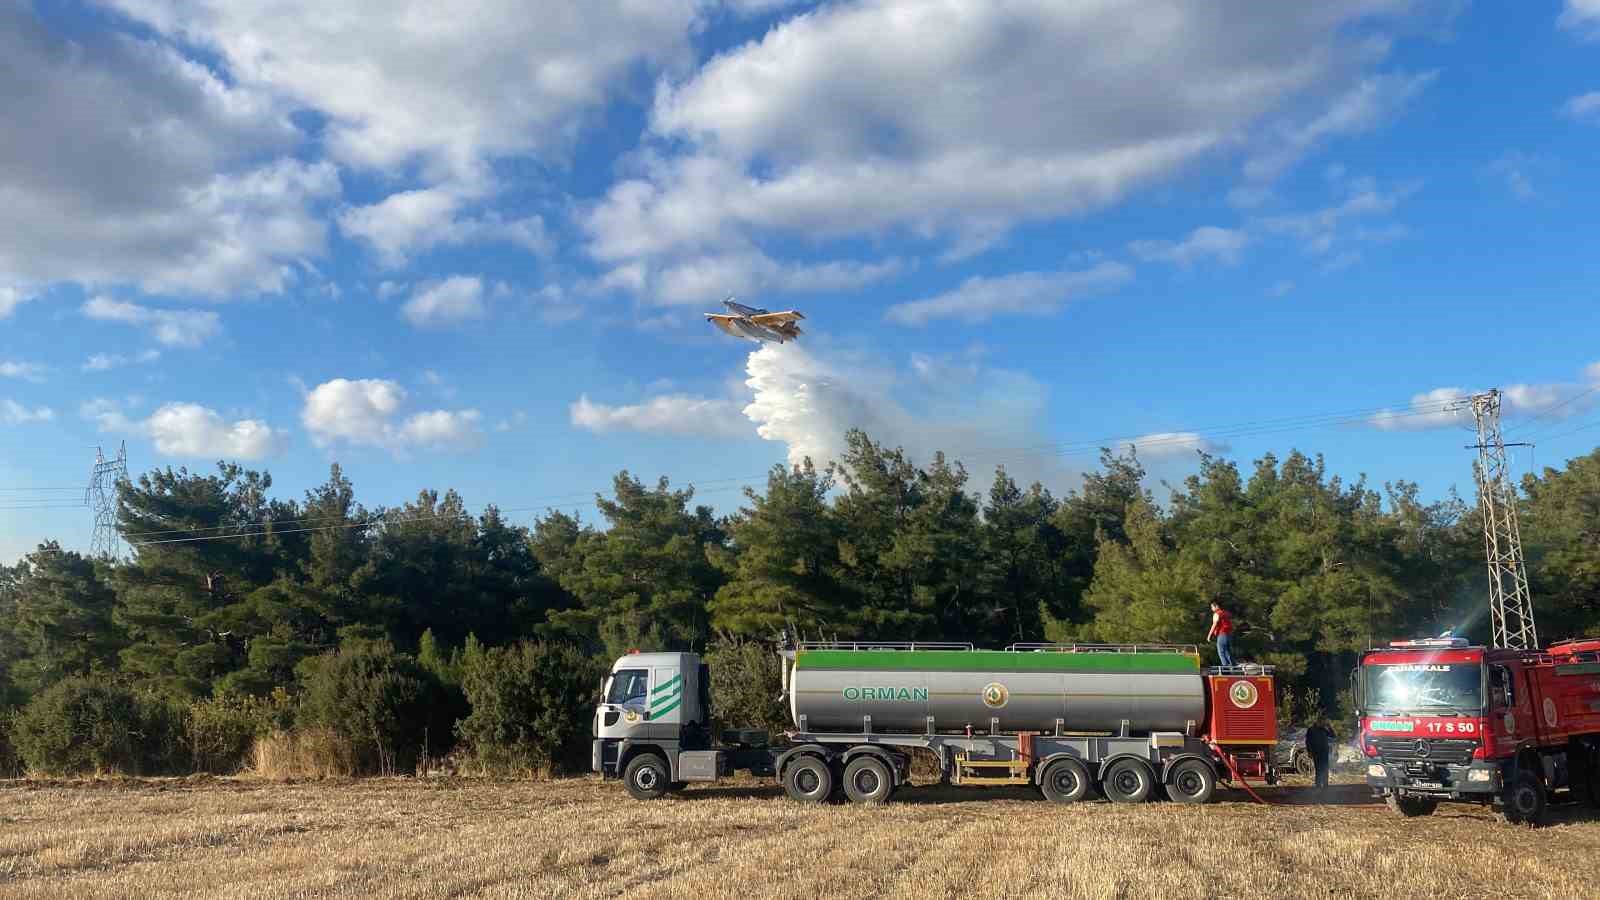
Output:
721 0 808 14
741 342 1069 488
83 350 162 372
884 261 1132 326
0 6 337 297
1114 432 1229 461
647 250 906 306
1129 226 1249 267
81 297 221 348
1486 153 1545 201
1261 178 1419 257
1368 367 1600 431
1268 280 1296 297
494 411 529 433
81 398 283 458
401 277 486 328
1562 92 1600 122
2 399 55 425
301 378 481 453
338 187 550 267
143 403 287 458
395 409 484 450
588 2 1431 277
0 287 32 320
1560 0 1600 38
1242 71 1437 183
302 379 404 448
0 361 47 383
106 0 705 180
571 393 751 439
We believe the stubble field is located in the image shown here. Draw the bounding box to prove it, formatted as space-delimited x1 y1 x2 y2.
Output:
1 774 1597 900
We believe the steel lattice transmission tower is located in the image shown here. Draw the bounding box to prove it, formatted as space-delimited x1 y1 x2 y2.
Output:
85 441 128 559
1460 390 1537 650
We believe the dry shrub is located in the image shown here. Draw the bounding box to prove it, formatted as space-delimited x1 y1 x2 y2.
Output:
250 728 358 780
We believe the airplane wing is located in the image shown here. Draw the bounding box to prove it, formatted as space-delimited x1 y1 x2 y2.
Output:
749 310 804 325
705 314 744 338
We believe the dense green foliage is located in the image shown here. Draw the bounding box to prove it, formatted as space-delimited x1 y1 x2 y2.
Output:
1 430 1599 775
704 638 788 737
455 641 600 774
11 676 188 775
295 640 454 774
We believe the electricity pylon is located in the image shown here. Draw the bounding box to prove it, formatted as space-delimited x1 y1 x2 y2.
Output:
1460 390 1537 650
85 442 127 559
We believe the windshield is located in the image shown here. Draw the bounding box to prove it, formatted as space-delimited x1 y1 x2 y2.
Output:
1364 663 1482 712
606 669 648 705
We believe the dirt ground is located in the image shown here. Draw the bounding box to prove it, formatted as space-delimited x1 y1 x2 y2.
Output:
1 773 1597 900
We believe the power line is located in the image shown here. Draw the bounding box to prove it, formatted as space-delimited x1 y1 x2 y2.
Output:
1506 383 1600 440
1532 418 1600 444
9 392 1527 554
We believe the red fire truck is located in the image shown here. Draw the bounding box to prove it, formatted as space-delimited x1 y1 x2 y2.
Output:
1358 636 1600 823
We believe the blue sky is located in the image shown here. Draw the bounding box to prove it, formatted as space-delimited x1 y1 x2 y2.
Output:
3 0 1600 562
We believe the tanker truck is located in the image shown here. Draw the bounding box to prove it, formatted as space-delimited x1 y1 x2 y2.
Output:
592 639 1278 804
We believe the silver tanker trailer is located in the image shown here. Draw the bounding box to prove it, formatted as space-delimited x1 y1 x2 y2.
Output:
593 639 1278 805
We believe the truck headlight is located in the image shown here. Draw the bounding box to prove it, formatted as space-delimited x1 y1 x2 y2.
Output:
1468 769 1492 782
1367 764 1386 778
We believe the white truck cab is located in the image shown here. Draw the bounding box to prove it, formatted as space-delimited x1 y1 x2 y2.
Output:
593 651 729 797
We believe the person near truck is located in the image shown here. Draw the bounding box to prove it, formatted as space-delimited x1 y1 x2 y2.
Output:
1305 719 1336 789
1206 600 1235 667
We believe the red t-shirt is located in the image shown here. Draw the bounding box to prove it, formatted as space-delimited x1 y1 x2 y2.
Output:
1212 609 1233 636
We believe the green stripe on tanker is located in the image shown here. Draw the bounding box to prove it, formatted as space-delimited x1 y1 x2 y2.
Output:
794 649 1199 674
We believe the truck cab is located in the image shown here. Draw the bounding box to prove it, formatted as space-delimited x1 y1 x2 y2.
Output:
592 651 714 794
1358 638 1501 815
1356 636 1600 822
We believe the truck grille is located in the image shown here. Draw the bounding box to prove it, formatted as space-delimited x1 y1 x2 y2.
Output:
1375 738 1476 766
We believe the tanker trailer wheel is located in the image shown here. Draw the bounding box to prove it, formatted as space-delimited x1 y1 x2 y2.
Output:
623 753 671 800
783 756 835 804
1039 758 1091 804
843 756 894 805
1501 771 1546 825
1166 759 1217 805
1101 759 1155 804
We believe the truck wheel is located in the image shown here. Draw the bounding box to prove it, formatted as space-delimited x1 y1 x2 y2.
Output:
783 756 835 803
1039 758 1091 803
1385 794 1437 817
623 753 671 800
1167 759 1217 805
843 756 894 805
1101 759 1154 804
1501 772 1546 825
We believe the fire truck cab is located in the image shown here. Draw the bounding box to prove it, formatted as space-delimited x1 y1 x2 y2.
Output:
1357 636 1600 823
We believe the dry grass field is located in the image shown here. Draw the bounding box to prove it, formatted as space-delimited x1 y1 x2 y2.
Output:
1 774 1598 900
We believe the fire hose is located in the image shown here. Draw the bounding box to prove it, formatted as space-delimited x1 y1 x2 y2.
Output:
1209 740 1268 805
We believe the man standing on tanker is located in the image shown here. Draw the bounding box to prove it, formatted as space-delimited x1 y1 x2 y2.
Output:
1206 600 1235 667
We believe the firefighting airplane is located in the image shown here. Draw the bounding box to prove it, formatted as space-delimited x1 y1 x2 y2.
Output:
704 297 805 343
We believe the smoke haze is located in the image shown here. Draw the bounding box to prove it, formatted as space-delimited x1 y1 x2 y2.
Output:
741 343 1074 489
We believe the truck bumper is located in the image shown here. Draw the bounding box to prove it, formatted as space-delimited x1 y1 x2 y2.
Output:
593 739 613 777
1365 761 1500 798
